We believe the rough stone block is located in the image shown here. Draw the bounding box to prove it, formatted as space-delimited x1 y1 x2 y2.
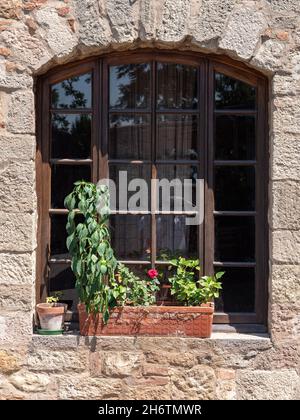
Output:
271 265 300 305
272 133 300 180
0 134 35 161
272 230 300 264
0 283 33 312
9 370 50 393
102 352 143 377
0 211 36 252
236 369 300 400
58 375 124 399
0 160 36 212
219 4 266 59
0 349 22 374
272 180 300 229
27 349 87 372
170 364 216 400
0 253 34 285
6 90 35 134
74 0 112 48
34 6 78 57
157 0 190 42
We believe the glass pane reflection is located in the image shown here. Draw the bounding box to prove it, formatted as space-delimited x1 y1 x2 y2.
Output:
215 115 255 160
214 267 255 313
215 216 255 262
215 73 256 110
51 73 92 109
157 115 198 160
109 63 151 109
157 63 198 109
110 215 151 260
109 114 151 160
51 113 91 159
157 215 198 259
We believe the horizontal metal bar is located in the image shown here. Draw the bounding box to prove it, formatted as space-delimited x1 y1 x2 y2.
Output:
108 160 152 165
213 211 256 216
155 160 199 165
110 210 198 215
118 260 151 265
109 109 151 114
50 108 92 114
213 261 256 267
49 258 71 264
214 160 256 166
50 159 92 165
214 109 257 116
108 109 199 115
49 209 69 215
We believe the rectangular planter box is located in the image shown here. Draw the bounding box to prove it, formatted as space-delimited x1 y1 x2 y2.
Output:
78 303 214 338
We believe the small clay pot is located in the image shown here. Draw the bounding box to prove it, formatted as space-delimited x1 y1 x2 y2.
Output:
36 303 67 331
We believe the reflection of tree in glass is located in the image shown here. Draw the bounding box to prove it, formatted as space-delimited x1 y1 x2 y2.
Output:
157 63 198 109
215 74 256 110
52 114 91 158
51 74 91 109
112 64 151 108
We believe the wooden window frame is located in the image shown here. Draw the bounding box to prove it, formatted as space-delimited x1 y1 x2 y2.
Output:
36 50 269 327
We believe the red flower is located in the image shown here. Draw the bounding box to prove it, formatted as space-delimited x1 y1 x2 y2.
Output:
147 269 158 279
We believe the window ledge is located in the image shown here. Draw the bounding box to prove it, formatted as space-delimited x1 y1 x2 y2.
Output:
31 331 271 350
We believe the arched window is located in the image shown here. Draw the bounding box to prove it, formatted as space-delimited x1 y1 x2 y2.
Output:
36 51 268 328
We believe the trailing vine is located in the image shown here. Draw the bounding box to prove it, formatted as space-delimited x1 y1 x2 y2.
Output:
64 181 118 323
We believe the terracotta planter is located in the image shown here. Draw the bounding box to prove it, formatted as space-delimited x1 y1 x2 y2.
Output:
36 303 67 331
78 303 214 338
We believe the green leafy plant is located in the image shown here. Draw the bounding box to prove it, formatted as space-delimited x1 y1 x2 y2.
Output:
65 181 118 323
114 264 160 306
46 292 62 305
168 257 224 306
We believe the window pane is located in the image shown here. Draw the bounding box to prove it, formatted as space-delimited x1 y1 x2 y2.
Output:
155 264 178 305
215 216 255 262
51 165 91 209
215 166 255 211
109 114 151 160
215 116 255 160
50 215 68 257
157 115 198 160
109 63 151 109
110 215 151 260
49 265 77 311
215 73 256 110
157 63 198 109
109 164 151 211
157 165 198 211
51 73 92 109
51 113 91 159
49 265 75 292
157 215 198 259
50 213 84 258
214 268 255 313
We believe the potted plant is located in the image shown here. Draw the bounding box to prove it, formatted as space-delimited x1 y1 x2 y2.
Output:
65 181 224 338
36 293 67 335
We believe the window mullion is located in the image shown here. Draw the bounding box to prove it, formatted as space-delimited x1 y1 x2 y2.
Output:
150 60 157 269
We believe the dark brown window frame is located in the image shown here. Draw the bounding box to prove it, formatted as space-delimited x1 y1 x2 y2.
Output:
36 50 269 327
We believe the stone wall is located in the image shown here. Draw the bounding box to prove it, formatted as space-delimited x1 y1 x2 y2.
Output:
0 0 299 400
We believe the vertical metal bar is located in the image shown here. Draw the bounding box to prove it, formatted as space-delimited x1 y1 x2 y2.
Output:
151 60 157 268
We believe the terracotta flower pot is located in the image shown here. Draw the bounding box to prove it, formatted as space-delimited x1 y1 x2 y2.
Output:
36 303 67 331
78 303 214 338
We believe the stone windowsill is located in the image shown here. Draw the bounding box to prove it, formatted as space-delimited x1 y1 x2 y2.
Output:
31 331 271 347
